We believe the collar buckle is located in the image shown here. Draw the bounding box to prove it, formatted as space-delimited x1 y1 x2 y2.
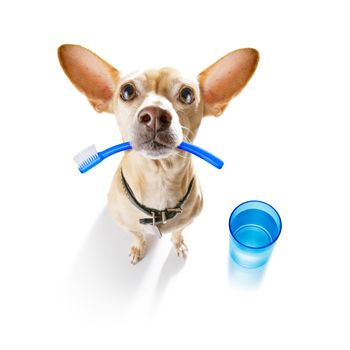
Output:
166 208 183 213
121 169 194 229
161 211 167 224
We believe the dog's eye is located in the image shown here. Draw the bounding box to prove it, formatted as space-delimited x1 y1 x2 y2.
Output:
179 87 195 104
120 83 137 101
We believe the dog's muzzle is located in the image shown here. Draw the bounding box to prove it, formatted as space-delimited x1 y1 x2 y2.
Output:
131 105 182 157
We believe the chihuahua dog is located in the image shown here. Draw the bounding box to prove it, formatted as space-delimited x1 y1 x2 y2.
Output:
58 44 259 264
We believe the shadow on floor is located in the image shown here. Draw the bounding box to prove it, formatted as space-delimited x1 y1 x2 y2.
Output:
65 207 158 312
153 247 186 302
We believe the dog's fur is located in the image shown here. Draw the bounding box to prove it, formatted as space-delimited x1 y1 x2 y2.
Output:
58 44 259 264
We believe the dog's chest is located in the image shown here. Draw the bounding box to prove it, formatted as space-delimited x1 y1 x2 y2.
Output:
142 178 178 211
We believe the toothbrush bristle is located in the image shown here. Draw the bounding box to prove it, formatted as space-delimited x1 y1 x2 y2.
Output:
73 145 100 170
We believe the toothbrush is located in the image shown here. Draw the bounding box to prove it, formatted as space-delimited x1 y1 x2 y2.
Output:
73 142 132 173
74 141 224 173
177 142 224 169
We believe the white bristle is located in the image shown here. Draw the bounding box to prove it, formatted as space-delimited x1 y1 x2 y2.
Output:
73 144 99 169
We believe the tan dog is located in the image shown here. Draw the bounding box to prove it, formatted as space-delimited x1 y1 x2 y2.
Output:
58 45 259 264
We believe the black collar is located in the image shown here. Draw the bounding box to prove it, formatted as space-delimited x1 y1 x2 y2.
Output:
121 169 194 227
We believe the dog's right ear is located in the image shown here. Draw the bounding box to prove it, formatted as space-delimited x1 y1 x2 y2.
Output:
58 44 119 113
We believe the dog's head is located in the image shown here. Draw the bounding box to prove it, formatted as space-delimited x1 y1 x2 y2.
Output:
58 45 259 159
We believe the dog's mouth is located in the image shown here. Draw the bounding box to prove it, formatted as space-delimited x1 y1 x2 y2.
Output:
132 131 181 159
140 139 172 151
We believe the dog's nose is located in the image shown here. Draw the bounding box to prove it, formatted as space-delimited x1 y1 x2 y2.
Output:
138 106 172 131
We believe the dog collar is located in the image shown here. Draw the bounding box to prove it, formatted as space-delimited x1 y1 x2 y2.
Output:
120 169 194 237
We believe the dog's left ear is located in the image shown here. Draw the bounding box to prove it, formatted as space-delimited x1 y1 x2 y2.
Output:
198 48 259 117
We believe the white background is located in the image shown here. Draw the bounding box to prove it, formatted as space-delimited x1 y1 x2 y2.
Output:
1 0 349 349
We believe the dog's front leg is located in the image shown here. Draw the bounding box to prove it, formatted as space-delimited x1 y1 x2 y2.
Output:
129 231 146 265
171 230 188 259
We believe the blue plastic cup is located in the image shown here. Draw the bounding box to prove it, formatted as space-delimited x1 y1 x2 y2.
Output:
229 200 282 268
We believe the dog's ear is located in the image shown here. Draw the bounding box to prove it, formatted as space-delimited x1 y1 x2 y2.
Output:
198 48 259 117
58 44 119 113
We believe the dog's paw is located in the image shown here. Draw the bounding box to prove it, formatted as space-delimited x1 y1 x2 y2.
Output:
129 244 145 265
173 240 188 259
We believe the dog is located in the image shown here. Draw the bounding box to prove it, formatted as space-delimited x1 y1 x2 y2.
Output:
58 44 259 264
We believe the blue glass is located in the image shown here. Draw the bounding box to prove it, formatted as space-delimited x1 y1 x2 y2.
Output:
229 201 282 268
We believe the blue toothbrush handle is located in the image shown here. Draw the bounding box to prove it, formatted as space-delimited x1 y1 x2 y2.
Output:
177 142 224 169
98 141 132 160
76 141 223 173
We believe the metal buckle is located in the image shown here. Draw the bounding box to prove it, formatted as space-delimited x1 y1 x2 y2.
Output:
161 211 167 224
150 211 162 238
150 208 182 226
167 208 183 213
